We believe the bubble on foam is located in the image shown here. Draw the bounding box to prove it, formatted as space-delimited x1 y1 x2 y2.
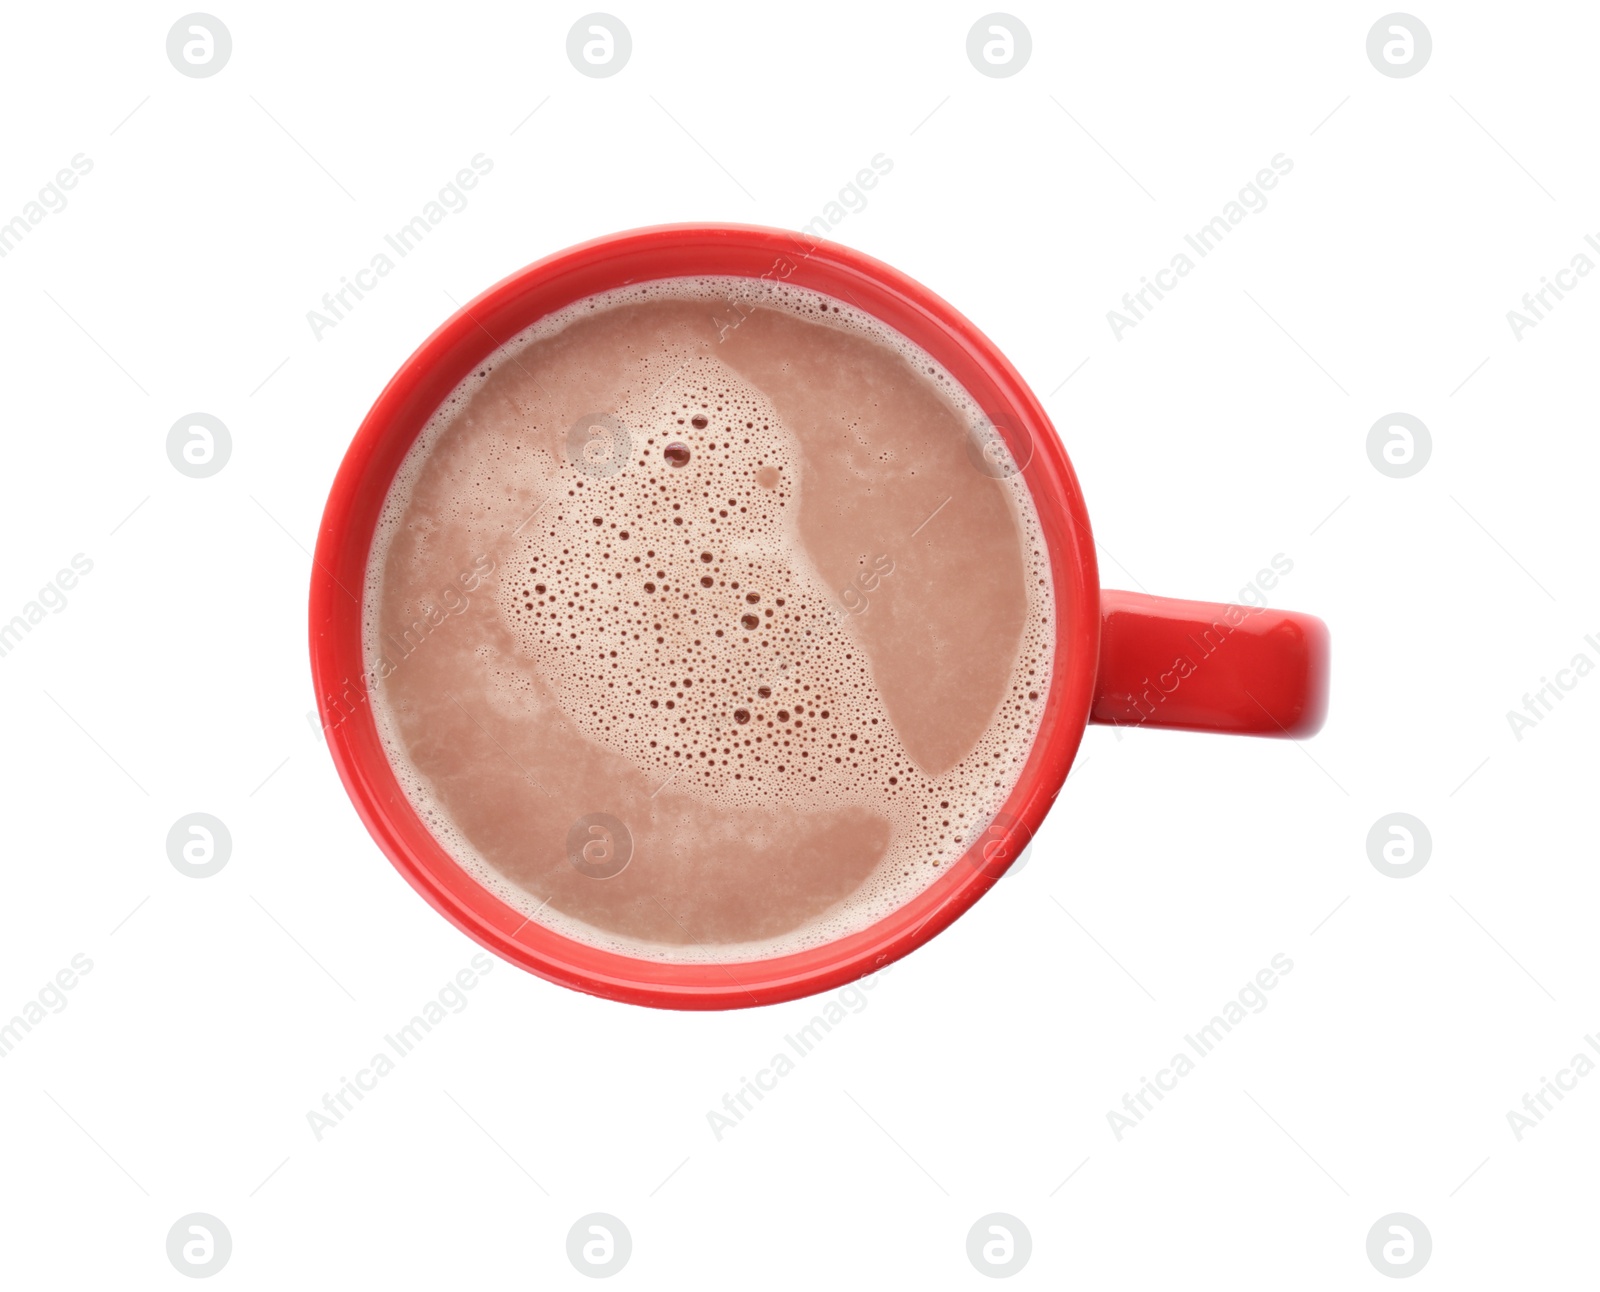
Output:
365 276 1055 962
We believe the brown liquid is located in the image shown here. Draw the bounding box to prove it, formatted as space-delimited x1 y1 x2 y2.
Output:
366 278 1053 960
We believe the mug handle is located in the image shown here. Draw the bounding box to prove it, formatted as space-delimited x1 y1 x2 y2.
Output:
1090 590 1330 737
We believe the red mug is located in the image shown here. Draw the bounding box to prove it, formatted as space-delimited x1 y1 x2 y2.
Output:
310 223 1329 1010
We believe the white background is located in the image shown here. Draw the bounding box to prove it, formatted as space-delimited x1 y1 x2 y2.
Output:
1 1 1595 1286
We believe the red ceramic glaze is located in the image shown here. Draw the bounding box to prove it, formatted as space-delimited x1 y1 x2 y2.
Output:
1093 591 1329 737
310 223 1329 1010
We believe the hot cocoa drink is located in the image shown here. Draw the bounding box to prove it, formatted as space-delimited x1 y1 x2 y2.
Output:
365 277 1055 961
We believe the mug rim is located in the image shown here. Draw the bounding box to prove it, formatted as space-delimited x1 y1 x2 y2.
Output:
309 222 1100 1009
